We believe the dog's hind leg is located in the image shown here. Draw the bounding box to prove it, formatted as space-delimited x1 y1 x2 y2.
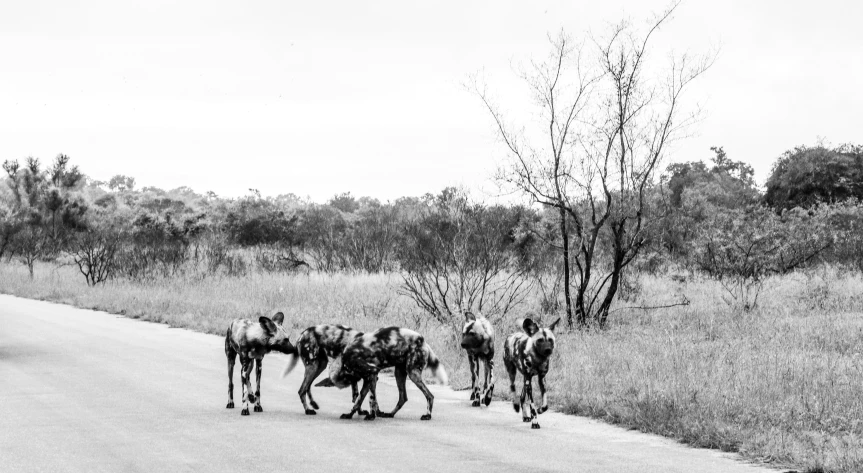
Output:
253 358 263 412
240 356 255 416
340 377 371 420
482 357 495 407
298 357 326 415
378 366 408 418
408 369 435 421
225 334 237 409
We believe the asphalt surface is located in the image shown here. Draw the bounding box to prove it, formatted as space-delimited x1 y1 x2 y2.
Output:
0 295 778 473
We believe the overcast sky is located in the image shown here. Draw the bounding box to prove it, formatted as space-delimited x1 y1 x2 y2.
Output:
1 0 860 202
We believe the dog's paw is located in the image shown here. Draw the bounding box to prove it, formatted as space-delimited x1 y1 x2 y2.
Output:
513 403 520 413
339 413 354 420
377 412 394 418
310 401 320 410
305 409 317 416
522 417 532 423
241 408 250 416
483 393 493 406
358 410 370 416
363 413 376 421
484 387 494 406
226 401 234 409
253 405 263 413
471 399 481 407
420 414 432 421
531 423 541 430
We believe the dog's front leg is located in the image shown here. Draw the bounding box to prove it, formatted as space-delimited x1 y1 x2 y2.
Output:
468 354 479 405
519 376 532 423
226 340 236 409
482 357 495 406
340 377 371 420
364 375 378 421
351 380 370 416
253 358 263 412
527 377 540 430
537 373 548 414
240 357 255 416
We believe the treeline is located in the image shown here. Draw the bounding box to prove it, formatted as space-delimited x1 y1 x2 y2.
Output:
1 143 862 324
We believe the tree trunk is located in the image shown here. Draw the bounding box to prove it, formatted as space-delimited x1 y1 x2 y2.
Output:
558 207 573 328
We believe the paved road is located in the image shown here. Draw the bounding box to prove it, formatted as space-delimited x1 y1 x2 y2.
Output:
0 295 777 473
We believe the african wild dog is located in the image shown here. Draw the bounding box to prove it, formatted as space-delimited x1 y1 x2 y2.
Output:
503 316 560 429
460 311 495 407
225 312 296 416
317 326 448 421
280 324 369 416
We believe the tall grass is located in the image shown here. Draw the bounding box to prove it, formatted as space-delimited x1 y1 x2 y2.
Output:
2 263 862 472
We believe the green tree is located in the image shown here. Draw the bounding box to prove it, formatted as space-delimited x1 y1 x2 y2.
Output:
658 147 760 257
2 155 87 277
764 144 863 210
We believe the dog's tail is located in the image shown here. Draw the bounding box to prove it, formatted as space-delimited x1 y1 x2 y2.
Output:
280 354 299 379
425 345 449 385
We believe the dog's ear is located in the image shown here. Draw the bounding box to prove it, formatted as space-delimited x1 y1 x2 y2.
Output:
464 311 477 322
521 318 539 336
259 316 277 335
315 378 336 387
547 318 561 332
271 312 285 325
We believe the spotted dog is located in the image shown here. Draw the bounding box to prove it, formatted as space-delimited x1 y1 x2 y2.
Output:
319 326 448 421
281 324 368 416
225 312 296 415
460 311 495 407
503 316 560 429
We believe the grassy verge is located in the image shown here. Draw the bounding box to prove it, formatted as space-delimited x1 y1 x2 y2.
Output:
2 263 862 472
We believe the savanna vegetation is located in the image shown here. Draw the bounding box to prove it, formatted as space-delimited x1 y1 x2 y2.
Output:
2 7 863 473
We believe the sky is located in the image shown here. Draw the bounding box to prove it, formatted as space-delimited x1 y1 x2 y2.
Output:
1 0 860 203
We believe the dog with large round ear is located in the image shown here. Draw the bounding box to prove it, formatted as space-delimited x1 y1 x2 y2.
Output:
224 311 295 416
461 310 495 407
521 317 540 336
503 314 561 429
260 312 295 355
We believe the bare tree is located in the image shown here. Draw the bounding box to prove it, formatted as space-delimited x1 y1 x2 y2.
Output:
477 4 714 327
397 189 533 331
68 229 122 286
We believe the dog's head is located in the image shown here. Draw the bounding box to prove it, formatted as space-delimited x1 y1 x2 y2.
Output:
521 316 560 358
260 312 295 355
461 311 491 350
316 355 365 389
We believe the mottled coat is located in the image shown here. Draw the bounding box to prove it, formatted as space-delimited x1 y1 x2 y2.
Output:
503 317 560 429
323 326 448 421
225 312 296 415
460 311 495 407
283 324 366 415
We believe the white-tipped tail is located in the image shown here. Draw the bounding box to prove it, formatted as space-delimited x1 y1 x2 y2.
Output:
426 346 449 385
281 354 299 379
433 363 449 385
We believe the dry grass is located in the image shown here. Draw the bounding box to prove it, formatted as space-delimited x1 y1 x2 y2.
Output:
2 262 862 472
